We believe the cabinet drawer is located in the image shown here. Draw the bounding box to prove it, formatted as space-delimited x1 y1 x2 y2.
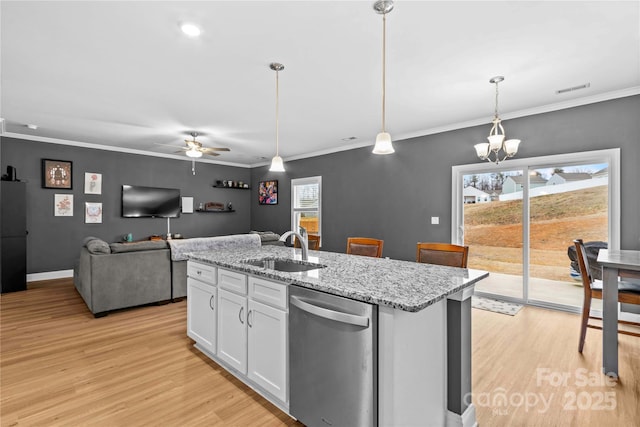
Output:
218 268 247 295
249 276 288 310
187 261 217 284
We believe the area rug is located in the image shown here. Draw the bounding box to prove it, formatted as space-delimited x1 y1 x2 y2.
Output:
472 296 523 316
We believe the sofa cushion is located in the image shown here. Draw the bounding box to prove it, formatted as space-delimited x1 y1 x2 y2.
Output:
168 234 261 261
85 238 111 254
250 230 281 242
109 240 168 253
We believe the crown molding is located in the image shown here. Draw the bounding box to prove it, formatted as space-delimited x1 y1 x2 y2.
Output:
5 87 638 170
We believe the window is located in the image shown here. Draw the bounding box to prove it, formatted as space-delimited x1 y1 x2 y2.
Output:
291 176 322 246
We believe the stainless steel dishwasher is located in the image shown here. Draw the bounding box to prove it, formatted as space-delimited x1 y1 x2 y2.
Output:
289 285 377 427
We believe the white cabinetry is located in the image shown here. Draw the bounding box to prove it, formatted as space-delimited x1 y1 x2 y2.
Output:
248 276 288 402
186 262 218 356
215 268 288 404
217 288 248 373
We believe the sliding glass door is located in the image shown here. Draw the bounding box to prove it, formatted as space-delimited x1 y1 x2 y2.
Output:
463 170 524 300
452 149 619 311
528 163 608 310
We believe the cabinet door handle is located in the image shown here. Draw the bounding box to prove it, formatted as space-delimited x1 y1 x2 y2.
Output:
239 306 244 324
248 310 253 328
209 295 215 310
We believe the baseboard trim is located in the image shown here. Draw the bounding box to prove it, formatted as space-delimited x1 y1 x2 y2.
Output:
446 404 477 427
27 270 74 282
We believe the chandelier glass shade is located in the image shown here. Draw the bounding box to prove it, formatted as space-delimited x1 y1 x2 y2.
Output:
474 76 521 164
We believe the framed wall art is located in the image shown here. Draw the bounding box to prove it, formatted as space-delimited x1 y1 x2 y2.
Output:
85 202 103 223
42 159 72 189
84 172 102 194
258 180 278 205
54 194 74 216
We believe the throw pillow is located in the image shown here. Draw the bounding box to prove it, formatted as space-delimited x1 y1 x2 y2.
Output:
85 238 111 254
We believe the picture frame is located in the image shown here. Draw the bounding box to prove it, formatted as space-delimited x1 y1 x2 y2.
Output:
258 180 278 205
54 194 74 216
85 202 102 223
84 172 102 195
42 159 73 189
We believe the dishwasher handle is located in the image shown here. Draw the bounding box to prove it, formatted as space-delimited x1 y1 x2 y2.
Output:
290 296 369 327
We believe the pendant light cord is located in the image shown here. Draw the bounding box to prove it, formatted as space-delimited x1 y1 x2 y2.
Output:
275 69 280 156
381 12 386 133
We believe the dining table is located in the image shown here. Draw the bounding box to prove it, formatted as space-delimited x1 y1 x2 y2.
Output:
596 249 640 378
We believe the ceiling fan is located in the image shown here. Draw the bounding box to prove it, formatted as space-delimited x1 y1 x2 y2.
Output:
178 132 230 158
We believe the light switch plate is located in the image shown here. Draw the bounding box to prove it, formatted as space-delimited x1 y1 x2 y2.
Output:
431 216 439 225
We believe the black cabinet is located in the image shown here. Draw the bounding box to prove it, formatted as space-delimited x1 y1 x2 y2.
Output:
1 181 27 293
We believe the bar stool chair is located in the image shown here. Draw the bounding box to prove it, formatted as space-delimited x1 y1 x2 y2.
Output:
574 239 640 353
346 237 384 258
416 242 469 268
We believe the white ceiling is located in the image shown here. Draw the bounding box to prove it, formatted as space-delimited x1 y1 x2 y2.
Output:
2 1 639 167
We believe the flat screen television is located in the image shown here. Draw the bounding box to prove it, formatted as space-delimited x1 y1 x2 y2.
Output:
122 185 180 218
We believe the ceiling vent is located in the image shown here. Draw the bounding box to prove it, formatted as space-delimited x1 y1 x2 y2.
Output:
556 83 591 95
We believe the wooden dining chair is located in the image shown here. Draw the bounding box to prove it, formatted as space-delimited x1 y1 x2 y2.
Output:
416 242 469 268
294 234 320 250
346 237 384 258
574 239 640 353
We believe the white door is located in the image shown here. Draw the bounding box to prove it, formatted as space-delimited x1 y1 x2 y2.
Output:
187 277 217 355
248 300 287 403
217 289 248 374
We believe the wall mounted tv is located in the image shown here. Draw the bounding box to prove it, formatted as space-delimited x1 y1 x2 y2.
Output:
121 185 181 218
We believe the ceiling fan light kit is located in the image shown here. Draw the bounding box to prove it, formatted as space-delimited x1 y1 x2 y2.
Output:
474 76 521 165
269 62 286 172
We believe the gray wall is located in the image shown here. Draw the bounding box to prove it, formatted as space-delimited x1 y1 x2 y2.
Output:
2 96 638 273
0 137 251 273
250 95 640 259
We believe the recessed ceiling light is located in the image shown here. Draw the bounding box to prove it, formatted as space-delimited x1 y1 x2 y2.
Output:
181 23 201 37
26 124 38 130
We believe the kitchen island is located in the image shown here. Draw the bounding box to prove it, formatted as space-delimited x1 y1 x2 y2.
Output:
187 245 488 427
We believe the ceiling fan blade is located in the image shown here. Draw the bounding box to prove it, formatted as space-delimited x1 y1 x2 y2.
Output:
205 147 231 152
203 152 220 157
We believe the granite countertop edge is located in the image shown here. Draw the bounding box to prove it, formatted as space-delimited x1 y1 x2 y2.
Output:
187 247 489 313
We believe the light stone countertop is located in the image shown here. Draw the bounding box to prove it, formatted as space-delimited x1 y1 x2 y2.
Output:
187 245 488 312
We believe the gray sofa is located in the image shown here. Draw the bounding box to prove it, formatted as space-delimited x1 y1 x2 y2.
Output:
74 233 267 317
75 239 171 317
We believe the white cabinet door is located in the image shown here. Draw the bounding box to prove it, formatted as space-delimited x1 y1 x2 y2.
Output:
217 288 248 374
187 277 217 355
248 299 288 402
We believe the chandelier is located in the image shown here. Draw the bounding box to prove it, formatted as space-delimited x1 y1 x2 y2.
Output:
474 76 521 164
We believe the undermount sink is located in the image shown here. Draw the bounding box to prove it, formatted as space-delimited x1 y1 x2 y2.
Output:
243 258 326 273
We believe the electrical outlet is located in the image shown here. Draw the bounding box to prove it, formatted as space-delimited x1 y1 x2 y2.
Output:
431 216 439 225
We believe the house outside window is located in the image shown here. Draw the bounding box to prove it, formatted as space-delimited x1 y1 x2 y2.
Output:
291 176 322 246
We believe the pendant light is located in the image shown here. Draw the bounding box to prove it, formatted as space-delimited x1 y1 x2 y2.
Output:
474 76 521 164
269 62 285 172
372 0 395 155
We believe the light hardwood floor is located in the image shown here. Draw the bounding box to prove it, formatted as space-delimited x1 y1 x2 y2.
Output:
1 280 639 426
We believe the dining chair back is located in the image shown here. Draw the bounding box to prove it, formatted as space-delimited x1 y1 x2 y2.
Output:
346 237 384 258
295 235 320 250
416 242 469 268
574 239 640 353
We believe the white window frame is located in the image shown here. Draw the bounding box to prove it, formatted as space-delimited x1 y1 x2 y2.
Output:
291 176 322 247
